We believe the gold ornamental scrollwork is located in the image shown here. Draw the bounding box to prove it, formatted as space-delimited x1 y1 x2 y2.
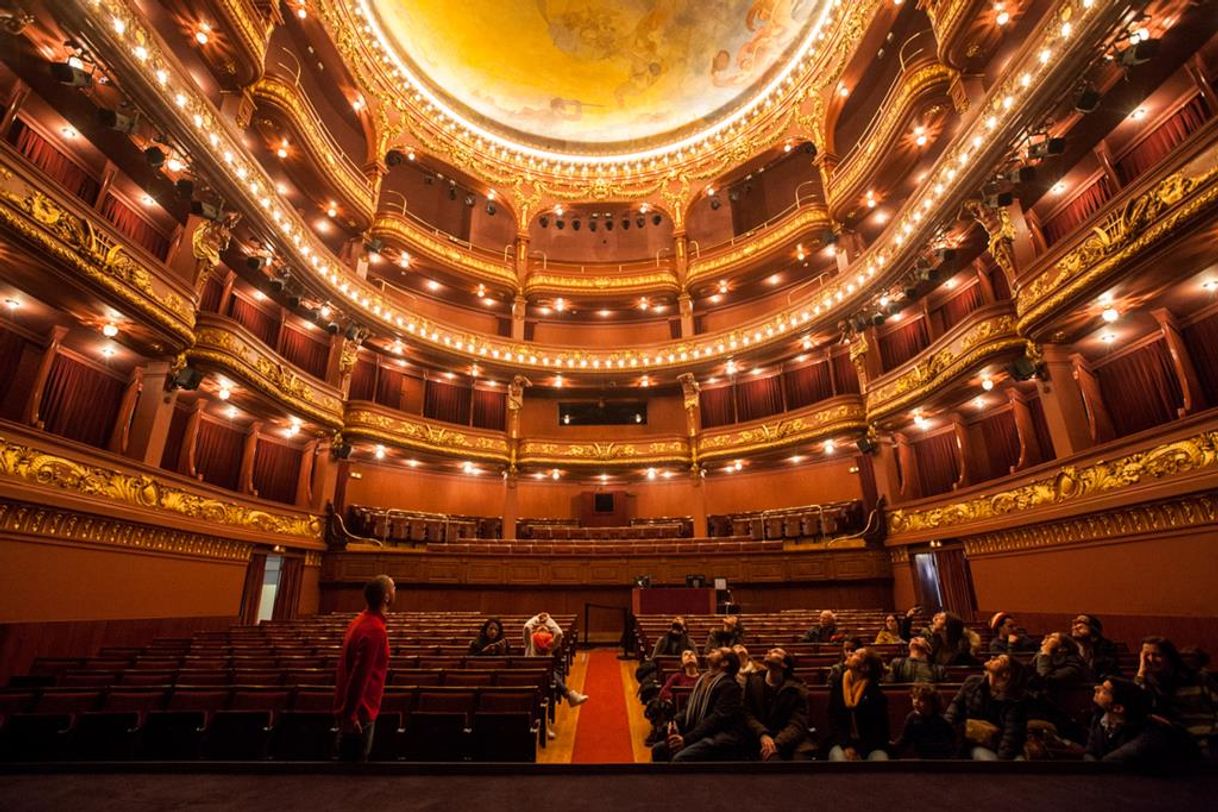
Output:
888 430 1218 536
0 438 322 542
344 407 510 463
517 438 690 467
698 399 867 460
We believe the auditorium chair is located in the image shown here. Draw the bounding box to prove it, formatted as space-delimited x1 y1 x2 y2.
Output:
202 687 291 760
270 690 338 761
143 687 228 759
470 688 539 762
403 689 474 761
71 688 166 760
0 688 101 760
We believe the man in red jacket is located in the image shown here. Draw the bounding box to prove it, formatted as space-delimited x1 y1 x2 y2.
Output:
334 574 395 761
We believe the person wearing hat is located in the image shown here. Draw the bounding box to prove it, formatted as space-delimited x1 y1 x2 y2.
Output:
1070 614 1122 679
742 648 815 760
944 653 1029 760
988 612 1037 655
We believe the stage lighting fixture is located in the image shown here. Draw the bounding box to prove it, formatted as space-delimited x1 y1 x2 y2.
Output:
143 146 165 168
556 220 565 230
97 107 138 134
174 179 194 198
1075 86 1102 114
652 214 662 226
539 216 549 228
710 198 721 210
51 61 91 87
1005 165 1035 184
190 200 222 221
1118 39 1159 67
1027 137 1066 159
572 219 581 231
385 149 405 166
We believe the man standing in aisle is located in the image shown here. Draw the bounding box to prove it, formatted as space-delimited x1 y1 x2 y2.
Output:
334 574 395 761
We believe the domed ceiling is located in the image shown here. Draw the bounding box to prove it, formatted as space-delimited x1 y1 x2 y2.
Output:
367 0 830 153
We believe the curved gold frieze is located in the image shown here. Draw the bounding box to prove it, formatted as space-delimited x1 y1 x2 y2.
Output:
888 429 1218 536
190 316 346 428
0 435 322 543
518 437 690 468
192 0 272 89
865 307 1023 422
687 204 833 284
370 211 517 287
0 151 195 347
522 268 681 297
698 396 867 461
344 404 511 463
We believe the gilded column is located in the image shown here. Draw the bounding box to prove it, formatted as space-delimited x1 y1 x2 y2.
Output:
108 366 144 455
678 293 695 338
1006 388 1044 470
23 325 68 426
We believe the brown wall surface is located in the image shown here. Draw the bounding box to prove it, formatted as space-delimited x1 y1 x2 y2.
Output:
518 392 686 437
530 319 672 347
702 459 864 513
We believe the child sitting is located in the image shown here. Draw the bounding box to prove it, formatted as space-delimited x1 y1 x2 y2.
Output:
890 683 956 759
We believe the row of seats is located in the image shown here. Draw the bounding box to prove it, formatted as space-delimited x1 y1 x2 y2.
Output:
707 500 865 540
346 505 502 544
520 524 687 540
432 538 781 555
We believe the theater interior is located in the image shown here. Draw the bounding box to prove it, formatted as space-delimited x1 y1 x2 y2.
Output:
0 0 1216 806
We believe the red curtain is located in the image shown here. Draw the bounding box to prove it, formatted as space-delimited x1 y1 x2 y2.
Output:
936 549 977 619
39 353 125 448
348 359 376 401
1116 96 1211 185
99 194 170 260
424 378 471 424
989 266 1012 301
7 119 100 202
228 296 279 348
831 352 860 394
472 388 506 430
1043 176 1112 246
1183 312 1218 406
783 362 833 409
0 327 29 419
736 374 784 422
199 276 224 314
375 365 406 409
913 431 960 497
195 419 244 491
279 326 329 380
272 556 304 620
1028 397 1056 464
699 386 735 428
159 405 190 471
238 552 267 625
879 318 931 371
975 410 1021 482
252 438 302 505
1095 339 1183 438
936 283 985 330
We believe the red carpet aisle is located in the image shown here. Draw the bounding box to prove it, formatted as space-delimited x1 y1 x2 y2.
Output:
570 649 636 763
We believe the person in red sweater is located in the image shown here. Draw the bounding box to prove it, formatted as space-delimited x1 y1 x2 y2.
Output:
334 574 395 761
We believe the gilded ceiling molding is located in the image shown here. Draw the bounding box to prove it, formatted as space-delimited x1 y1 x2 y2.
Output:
687 204 834 283
888 546 910 565
370 212 517 289
517 437 691 469
920 0 980 69
344 406 511 463
190 317 346 428
202 0 274 89
252 75 377 225
962 492 1218 557
1017 155 1218 335
865 307 1023 422
0 157 195 348
887 429 1218 536
522 268 681 297
698 397 867 461
0 499 254 563
0 435 323 542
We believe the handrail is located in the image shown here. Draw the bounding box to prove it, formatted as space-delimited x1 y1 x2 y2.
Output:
528 249 548 271
786 272 833 304
374 208 510 262
382 189 408 215
695 190 822 255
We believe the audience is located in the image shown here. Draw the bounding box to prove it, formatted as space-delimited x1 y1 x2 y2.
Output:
1033 633 1092 692
733 644 760 685
651 616 695 658
922 611 981 667
468 617 510 656
643 649 703 746
826 647 890 760
742 648 815 760
890 683 956 759
1136 636 1217 755
886 636 948 684
988 612 1037 654
874 613 906 645
704 615 745 653
825 636 866 685
1086 677 1198 769
652 648 746 762
659 649 703 702
1071 614 1122 679
944 654 1028 760
801 610 844 643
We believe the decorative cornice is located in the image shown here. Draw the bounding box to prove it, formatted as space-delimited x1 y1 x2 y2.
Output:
0 434 323 543
205 0 273 89
190 316 346 429
344 405 511 463
888 429 1218 536
962 492 1218 557
698 397 867 461
523 268 681 297
0 498 253 563
518 437 690 468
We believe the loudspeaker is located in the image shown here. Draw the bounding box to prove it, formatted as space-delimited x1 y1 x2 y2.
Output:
856 436 878 454
1009 355 1039 381
51 62 91 87
1075 87 1102 114
170 366 204 391
385 149 405 167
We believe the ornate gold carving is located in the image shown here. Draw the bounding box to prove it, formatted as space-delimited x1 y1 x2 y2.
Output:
371 211 516 288
0 437 322 542
517 438 690 467
698 399 867 460
304 550 324 567
888 430 1218 536
522 268 681 296
687 204 833 283
345 407 510 462
191 211 240 278
888 546 910 565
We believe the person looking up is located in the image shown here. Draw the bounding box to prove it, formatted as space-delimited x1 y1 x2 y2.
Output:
652 616 695 658
826 646 890 760
743 648 814 760
704 615 744 653
801 610 842 643
652 648 746 762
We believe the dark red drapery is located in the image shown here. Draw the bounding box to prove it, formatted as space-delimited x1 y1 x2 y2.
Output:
228 296 279 348
252 438 302 505
975 410 1021 482
375 365 406 410
736 374 784 422
879 318 931 371
0 327 30 418
699 387 735 428
238 552 267 625
7 119 100 202
99 194 170 260
1183 311 1218 405
195 419 244 491
1028 397 1056 464
936 283 985 330
277 327 329 380
472 388 506 430
1043 176 1112 246
198 276 224 314
1095 339 1183 438
348 359 376 401
424 378 471 424
935 548 977 620
1116 95 1211 185
783 362 833 409
272 556 304 620
831 352 860 394
159 404 190 471
913 430 961 498
39 353 125 448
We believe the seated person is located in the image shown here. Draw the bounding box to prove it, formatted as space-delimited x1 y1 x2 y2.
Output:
921 611 980 667
801 610 843 644
468 617 510 656
523 612 588 711
733 644 760 685
704 615 744 653
742 648 814 761
825 636 866 685
659 649 703 703
890 683 956 759
652 616 695 658
874 614 907 645
652 647 746 762
886 637 947 683
1033 632 1093 693
1071 614 1122 679
644 649 703 746
1086 677 1198 768
1136 636 1217 754
989 612 1037 654
944 654 1028 760
826 647 890 761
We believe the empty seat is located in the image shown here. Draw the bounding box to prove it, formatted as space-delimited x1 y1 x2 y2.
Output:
143 689 228 760
404 690 473 762
472 689 538 762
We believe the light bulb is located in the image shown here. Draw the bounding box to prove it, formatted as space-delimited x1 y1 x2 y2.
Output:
102 323 119 337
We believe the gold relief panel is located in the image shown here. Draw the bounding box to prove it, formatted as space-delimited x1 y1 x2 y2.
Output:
191 319 346 428
371 213 516 287
888 430 1218 536
522 269 681 296
0 436 323 542
517 437 690 467
0 499 253 563
0 156 195 345
687 204 833 282
344 406 511 462
698 398 867 460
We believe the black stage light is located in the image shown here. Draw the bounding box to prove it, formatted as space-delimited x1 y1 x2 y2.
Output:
710 198 721 210
1009 355 1040 381
448 186 457 200
572 219 581 231
589 220 597 232
856 436 878 454
622 218 630 230
540 215 549 228
556 220 565 230
636 216 644 228
190 200 222 221
1005 165 1035 184
97 107 138 134
344 323 361 340
802 142 817 157
464 194 475 207
486 202 496 215
364 238 384 254
385 149 405 166
871 312 886 327
1028 137 1066 159
174 178 195 198
984 190 1014 208
51 61 91 87
170 366 204 390
144 146 165 168
605 219 613 231
933 247 958 265
326 320 341 335
1075 86 1102 114
652 214 662 226
332 442 354 460
1118 39 1159 68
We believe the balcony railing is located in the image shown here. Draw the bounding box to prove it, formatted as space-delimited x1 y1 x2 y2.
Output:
343 401 510 464
698 394 867 462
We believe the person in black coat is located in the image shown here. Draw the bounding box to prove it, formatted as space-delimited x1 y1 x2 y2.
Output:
1086 677 1198 770
652 647 746 762
944 654 1028 760
826 647 890 760
704 615 745 654
1071 614 1122 679
651 616 695 658
890 683 956 759
742 648 814 760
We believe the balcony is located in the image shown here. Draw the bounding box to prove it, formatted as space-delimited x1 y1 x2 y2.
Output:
517 435 690 470
686 201 832 285
698 394 866 462
344 401 510 465
370 209 517 289
523 255 680 298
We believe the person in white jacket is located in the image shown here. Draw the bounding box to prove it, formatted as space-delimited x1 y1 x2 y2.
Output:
524 612 589 722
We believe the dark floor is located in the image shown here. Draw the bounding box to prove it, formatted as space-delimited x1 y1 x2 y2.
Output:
0 765 1214 811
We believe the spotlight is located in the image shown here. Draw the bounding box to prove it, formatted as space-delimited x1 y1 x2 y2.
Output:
851 315 869 333
622 218 630 230
802 142 817 157
169 366 204 390
97 107 139 134
190 200 222 221
385 148 405 166
268 272 290 293
325 320 340 335
463 194 475 207
486 202 496 215
1008 355 1040 381
871 312 886 326
245 255 270 271
856 436 878 454
605 219 613 231
363 238 384 255
556 220 565 230
344 322 362 340
636 216 644 228
932 247 958 265
1075 86 1102 114
1027 137 1066 159
143 146 166 169
710 198 721 210
728 190 739 202
51 61 91 87
1118 39 1159 67
540 215 549 228
174 178 195 198
1005 165 1035 184
652 214 662 226
984 190 1014 208
572 219 581 231
448 186 457 200
589 221 597 232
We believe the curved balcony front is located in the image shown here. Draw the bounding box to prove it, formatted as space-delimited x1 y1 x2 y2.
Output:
522 257 680 299
516 435 691 470
698 394 867 463
343 401 511 465
686 203 834 286
370 210 518 290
